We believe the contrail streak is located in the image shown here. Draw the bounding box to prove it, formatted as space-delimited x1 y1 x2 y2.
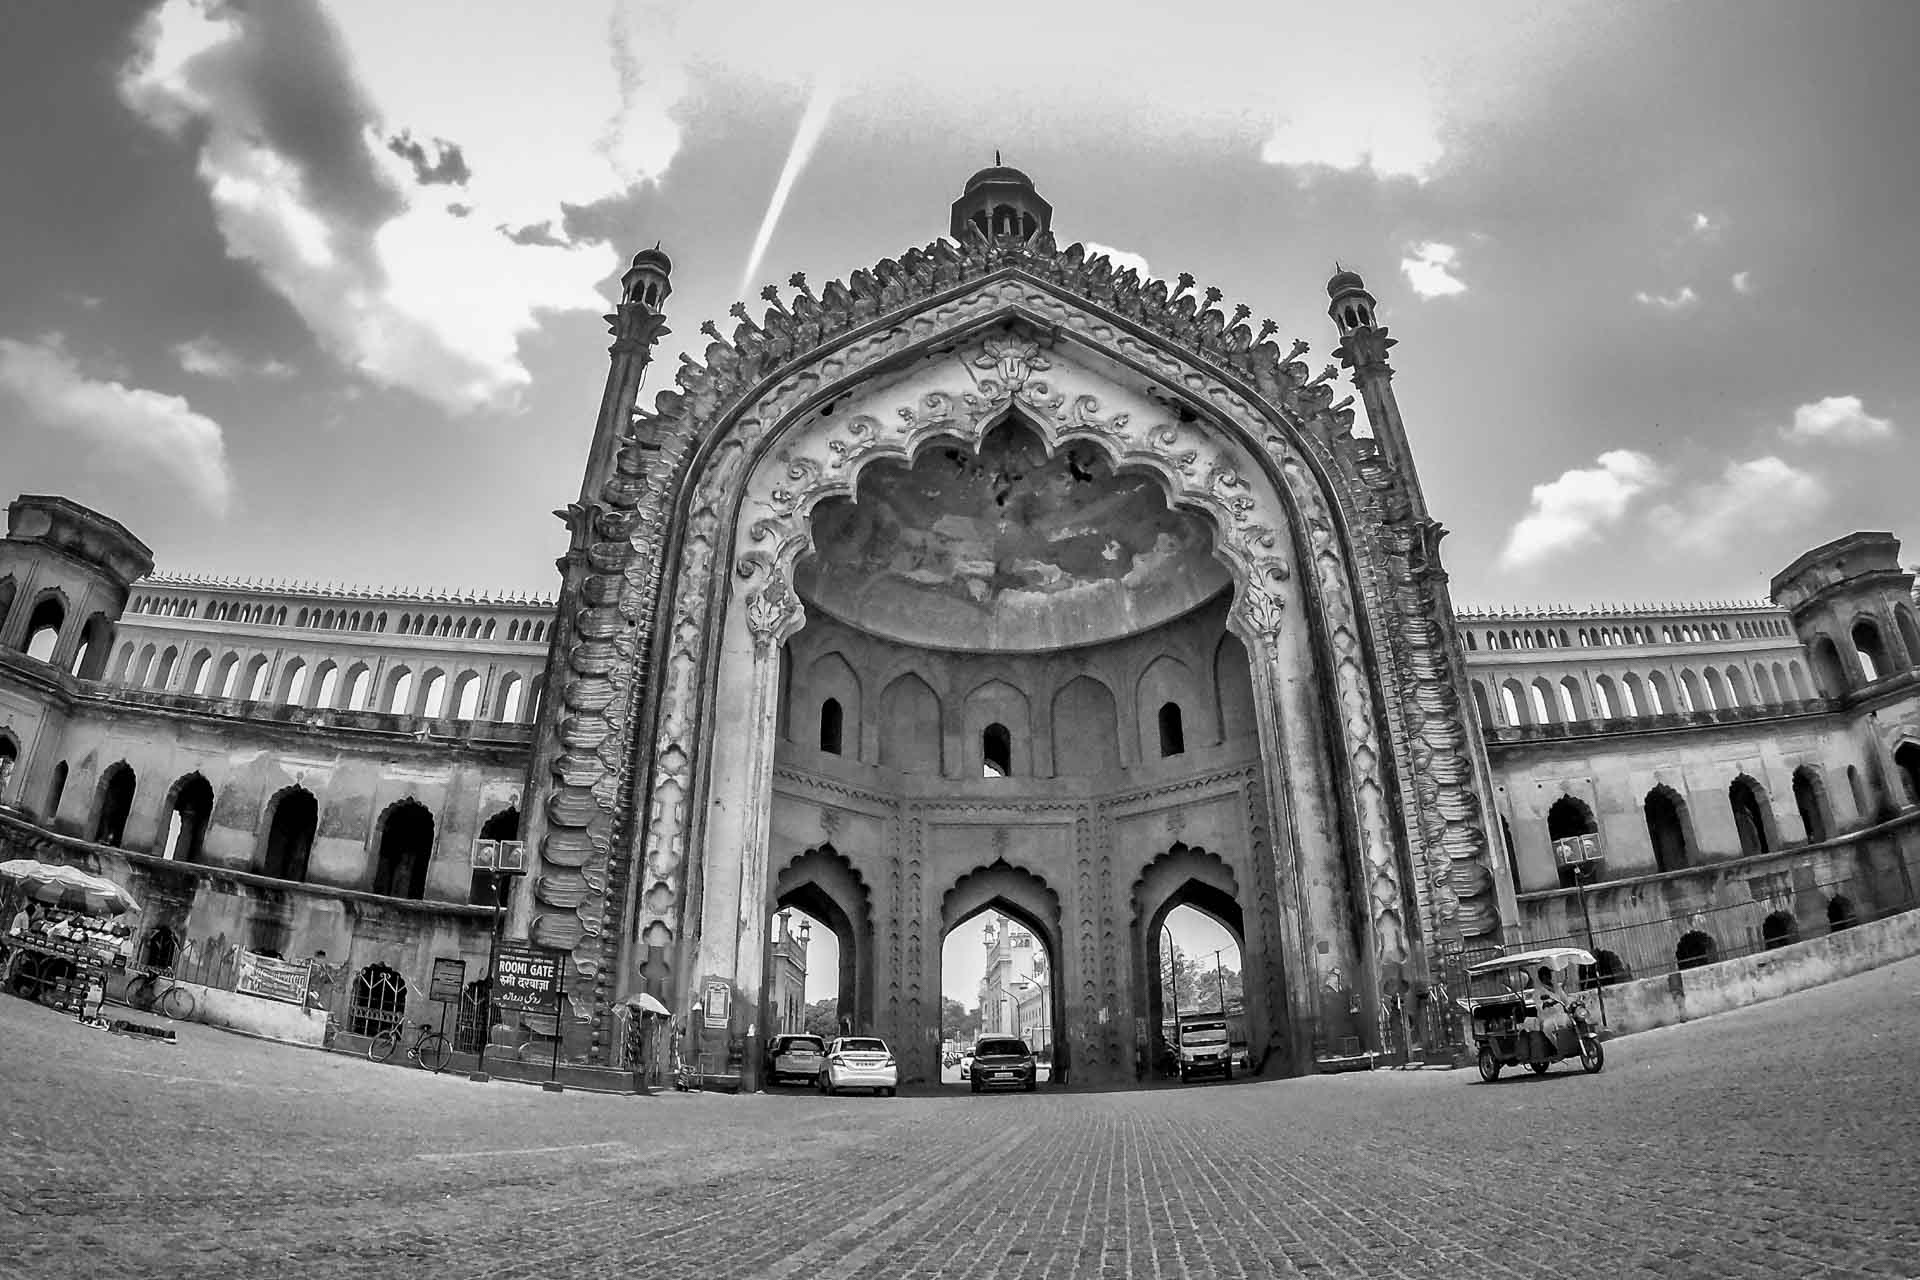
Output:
738 72 839 299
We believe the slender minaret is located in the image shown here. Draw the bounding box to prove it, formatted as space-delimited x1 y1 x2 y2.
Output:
1327 267 1427 520
511 244 673 964
579 246 674 503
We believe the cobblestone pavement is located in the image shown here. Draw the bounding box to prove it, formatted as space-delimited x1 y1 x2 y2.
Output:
4 959 1919 1280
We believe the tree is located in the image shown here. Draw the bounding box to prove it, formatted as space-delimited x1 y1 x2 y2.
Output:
1161 944 1243 1015
942 996 981 1043
802 998 840 1041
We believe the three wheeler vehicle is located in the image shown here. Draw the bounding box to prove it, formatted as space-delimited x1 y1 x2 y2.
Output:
1460 946 1606 1082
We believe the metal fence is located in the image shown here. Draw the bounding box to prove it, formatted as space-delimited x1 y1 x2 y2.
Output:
1520 871 1914 989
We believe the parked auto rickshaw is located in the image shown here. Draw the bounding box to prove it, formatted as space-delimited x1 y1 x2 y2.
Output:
1460 946 1606 1082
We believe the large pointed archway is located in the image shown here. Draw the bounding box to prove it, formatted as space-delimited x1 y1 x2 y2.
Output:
521 208 1502 1071
937 859 1063 1087
768 842 874 1040
1131 843 1279 1079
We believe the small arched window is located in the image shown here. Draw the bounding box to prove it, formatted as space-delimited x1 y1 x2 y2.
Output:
982 723 1012 778
1157 702 1185 757
819 698 844 756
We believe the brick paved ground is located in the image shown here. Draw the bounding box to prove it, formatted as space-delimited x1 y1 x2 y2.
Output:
3 959 1919 1280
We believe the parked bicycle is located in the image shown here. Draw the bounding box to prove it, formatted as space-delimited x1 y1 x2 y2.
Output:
370 1020 451 1073
124 970 197 1021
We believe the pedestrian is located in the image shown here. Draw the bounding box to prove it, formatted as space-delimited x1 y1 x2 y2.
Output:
8 903 30 937
1053 1034 1070 1088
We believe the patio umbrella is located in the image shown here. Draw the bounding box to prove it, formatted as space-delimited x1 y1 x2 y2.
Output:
618 991 671 1016
0 859 141 915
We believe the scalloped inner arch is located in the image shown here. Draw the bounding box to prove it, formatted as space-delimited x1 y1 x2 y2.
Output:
793 419 1230 652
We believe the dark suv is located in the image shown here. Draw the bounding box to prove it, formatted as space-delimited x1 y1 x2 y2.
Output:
969 1036 1037 1093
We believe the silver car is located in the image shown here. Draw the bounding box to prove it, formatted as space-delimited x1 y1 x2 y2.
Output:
767 1033 827 1085
820 1036 898 1096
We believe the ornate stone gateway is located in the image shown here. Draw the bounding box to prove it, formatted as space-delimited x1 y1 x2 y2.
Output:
516 172 1507 1085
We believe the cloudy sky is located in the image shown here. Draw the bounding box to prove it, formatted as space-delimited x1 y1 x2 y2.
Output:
2 1 1917 608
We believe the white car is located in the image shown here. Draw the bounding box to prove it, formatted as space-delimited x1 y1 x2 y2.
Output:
819 1036 898 1096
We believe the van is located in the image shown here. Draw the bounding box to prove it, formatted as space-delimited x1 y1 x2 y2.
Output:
1176 1017 1234 1083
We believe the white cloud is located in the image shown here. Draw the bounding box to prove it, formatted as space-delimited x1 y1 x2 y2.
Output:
1400 242 1466 298
1650 457 1826 554
1082 242 1153 281
1731 271 1753 294
120 1 616 414
1262 104 1444 182
1633 285 1698 310
1785 395 1895 444
1499 450 1663 569
0 336 234 517
173 336 293 380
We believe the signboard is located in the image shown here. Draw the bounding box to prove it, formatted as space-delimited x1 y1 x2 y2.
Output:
429 956 467 1003
494 942 562 1016
235 951 312 1006
1553 835 1605 868
702 979 731 1028
472 839 498 870
496 840 527 872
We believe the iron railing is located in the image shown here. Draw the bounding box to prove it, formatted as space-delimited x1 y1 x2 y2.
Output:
1519 870 1915 987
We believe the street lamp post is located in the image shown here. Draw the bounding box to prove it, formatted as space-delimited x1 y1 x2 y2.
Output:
469 838 527 1083
1211 948 1229 1014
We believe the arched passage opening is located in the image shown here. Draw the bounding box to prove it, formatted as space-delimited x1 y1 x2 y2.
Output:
261 786 319 880
1792 766 1831 844
939 903 1057 1087
371 798 435 899
1130 842 1268 1081
1852 619 1890 683
468 805 521 905
93 762 136 847
161 772 214 862
770 843 873 1049
1728 774 1775 856
1546 794 1598 888
937 859 1062 1089
1644 785 1693 872
1896 742 1920 809
1810 635 1848 699
22 594 65 663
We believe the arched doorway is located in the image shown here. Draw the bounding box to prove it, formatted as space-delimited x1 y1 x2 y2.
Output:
261 786 319 880
161 773 214 862
1895 742 1920 809
1728 775 1774 856
348 963 406 1036
1131 843 1271 1079
937 860 1062 1088
1792 766 1830 844
93 762 136 847
1546 794 1598 888
1675 930 1716 970
468 805 521 906
768 843 873 1049
371 799 435 899
1644 785 1693 872
939 904 1057 1087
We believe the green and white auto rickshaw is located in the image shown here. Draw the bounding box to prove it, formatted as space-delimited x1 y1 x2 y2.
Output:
1460 946 1606 1082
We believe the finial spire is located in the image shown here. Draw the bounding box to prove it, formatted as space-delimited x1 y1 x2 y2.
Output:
995 149 1001 166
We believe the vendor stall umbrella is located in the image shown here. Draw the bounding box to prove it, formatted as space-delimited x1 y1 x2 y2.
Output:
0 859 141 915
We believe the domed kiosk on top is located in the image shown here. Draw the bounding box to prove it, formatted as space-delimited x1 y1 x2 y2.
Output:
950 162 1052 242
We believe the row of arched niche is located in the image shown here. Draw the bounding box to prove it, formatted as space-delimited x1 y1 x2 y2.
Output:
36 757 520 907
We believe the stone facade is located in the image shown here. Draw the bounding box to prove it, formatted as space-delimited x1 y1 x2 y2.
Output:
2 173 1917 1085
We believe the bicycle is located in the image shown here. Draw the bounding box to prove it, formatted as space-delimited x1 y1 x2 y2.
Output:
125 971 197 1021
370 1020 451 1073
